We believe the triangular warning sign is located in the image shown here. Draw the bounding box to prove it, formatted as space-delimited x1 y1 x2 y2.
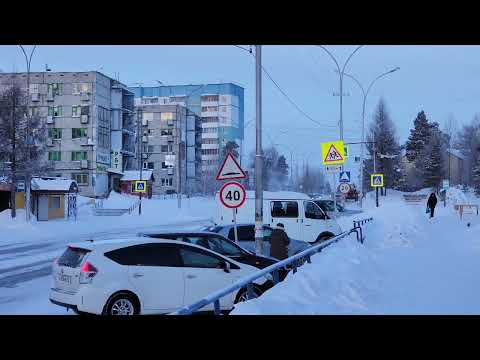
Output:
216 153 247 181
324 144 344 163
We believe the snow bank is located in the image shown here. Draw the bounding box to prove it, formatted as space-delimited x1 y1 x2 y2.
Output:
232 189 480 315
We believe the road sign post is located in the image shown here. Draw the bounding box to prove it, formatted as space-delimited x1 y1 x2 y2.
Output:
219 181 247 244
370 174 384 208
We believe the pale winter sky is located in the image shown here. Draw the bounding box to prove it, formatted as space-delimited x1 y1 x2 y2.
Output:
1 45 480 181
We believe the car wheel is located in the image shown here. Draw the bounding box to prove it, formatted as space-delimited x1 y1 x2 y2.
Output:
315 233 334 244
234 286 263 304
104 292 140 316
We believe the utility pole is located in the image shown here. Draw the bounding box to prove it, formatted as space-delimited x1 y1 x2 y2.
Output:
254 45 264 256
137 108 143 215
19 45 37 221
373 132 378 208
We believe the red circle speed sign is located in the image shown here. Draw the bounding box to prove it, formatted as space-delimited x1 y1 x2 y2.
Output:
219 182 246 209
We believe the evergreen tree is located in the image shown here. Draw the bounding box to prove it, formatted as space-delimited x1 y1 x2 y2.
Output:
405 111 431 162
273 155 289 189
362 98 401 191
472 157 480 196
221 141 239 159
423 130 444 189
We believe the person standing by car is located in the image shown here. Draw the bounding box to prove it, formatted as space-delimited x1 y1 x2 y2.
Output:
270 223 290 260
427 192 438 219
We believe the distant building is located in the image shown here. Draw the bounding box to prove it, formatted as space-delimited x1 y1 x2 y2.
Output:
0 71 136 198
129 83 244 176
134 104 202 195
120 170 154 199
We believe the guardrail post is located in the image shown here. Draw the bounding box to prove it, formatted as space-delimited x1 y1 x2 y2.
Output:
214 299 221 315
292 263 298 274
247 283 254 300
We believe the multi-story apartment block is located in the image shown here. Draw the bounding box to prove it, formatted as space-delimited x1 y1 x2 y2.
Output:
129 83 244 175
135 104 202 195
0 71 135 198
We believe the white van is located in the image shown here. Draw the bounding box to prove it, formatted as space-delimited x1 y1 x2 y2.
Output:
214 191 342 244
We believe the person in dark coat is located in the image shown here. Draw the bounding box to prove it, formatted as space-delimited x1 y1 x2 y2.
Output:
270 223 290 260
427 192 438 218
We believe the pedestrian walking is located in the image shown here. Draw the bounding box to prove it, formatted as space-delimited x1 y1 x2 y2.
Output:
427 192 438 219
270 223 290 260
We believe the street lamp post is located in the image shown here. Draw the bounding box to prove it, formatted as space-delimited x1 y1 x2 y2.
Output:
19 45 37 222
315 45 364 141
340 67 400 207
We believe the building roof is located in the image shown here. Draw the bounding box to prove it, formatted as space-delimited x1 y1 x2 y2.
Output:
31 177 78 192
447 149 466 160
121 170 154 181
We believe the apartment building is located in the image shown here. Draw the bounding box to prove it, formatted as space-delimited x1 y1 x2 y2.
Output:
0 71 135 198
129 83 244 175
135 104 202 195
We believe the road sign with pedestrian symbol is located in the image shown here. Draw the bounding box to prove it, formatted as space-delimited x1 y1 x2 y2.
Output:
321 141 345 165
133 180 147 193
371 174 384 187
339 171 351 183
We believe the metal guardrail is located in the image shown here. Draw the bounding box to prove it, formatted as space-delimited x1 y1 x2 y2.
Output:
169 217 373 316
352 217 373 244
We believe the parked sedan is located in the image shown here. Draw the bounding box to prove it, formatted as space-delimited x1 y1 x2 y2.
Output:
50 238 272 315
201 224 311 259
139 231 289 280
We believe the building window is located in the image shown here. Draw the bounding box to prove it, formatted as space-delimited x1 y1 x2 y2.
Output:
143 112 154 121
147 162 154 170
161 145 168 153
72 105 81 117
73 83 90 94
48 106 63 117
147 129 155 136
51 196 61 209
203 127 218 134
97 106 110 148
48 83 63 96
161 129 173 136
202 139 218 144
201 95 219 102
220 106 227 112
202 117 218 123
48 151 61 161
72 173 89 186
71 151 87 161
161 178 173 187
201 149 219 155
81 106 90 115
161 112 174 121
201 106 218 112
72 128 87 139
48 128 62 140
148 145 154 153
29 83 39 94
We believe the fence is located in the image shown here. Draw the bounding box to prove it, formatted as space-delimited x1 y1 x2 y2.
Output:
169 217 374 315
352 217 373 244
93 200 140 216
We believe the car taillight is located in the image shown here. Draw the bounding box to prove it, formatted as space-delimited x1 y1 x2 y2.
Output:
79 261 98 284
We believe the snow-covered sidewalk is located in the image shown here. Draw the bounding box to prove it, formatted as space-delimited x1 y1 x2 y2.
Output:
232 190 480 315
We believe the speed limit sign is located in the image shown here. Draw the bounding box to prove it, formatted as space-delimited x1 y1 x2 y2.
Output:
339 183 351 194
219 182 246 209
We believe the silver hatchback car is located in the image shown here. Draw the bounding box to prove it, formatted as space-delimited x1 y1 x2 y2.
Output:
202 224 311 259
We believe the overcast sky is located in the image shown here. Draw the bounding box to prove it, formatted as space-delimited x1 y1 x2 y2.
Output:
2 45 480 180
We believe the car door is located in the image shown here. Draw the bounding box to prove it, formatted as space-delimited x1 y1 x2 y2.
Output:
116 243 185 312
179 245 239 311
302 201 329 242
269 200 302 241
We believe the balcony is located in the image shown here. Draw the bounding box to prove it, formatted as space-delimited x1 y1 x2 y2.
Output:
80 138 95 146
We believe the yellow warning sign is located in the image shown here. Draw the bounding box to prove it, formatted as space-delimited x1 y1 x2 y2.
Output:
321 141 345 165
370 174 384 187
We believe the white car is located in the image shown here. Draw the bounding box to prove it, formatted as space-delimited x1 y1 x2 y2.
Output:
50 238 271 315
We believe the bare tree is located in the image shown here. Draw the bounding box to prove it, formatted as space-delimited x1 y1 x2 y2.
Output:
0 84 48 218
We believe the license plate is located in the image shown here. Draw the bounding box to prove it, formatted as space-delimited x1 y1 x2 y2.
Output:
58 274 72 284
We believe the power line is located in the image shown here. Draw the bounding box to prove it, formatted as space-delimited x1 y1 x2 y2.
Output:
233 45 338 129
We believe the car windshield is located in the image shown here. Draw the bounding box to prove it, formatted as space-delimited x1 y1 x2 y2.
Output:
314 201 344 212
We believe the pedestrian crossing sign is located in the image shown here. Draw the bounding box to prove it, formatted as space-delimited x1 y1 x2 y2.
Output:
321 140 345 165
339 171 351 183
371 174 384 187
133 180 147 193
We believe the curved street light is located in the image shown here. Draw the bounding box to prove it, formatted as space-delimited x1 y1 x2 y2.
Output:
18 45 37 222
340 67 400 206
315 45 364 140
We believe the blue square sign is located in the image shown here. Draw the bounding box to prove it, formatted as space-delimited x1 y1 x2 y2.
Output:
339 171 351 183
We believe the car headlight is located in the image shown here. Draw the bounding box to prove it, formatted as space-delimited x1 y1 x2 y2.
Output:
265 273 273 281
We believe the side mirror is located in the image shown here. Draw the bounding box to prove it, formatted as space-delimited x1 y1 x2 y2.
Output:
222 261 231 273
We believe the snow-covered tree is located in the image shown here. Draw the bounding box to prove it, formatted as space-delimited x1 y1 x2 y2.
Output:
362 98 402 192
405 111 431 162
472 157 480 196
423 129 444 189
454 116 480 186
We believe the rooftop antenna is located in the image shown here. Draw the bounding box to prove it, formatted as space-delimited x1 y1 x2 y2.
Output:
45 64 51 72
